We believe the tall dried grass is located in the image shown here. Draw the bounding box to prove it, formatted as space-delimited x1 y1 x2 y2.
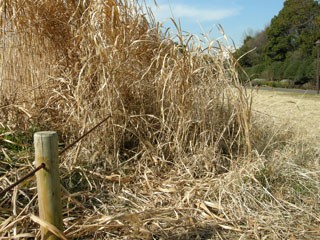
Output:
0 0 319 239
0 0 251 166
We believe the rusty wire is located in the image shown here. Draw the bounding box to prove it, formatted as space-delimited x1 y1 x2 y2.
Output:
0 115 112 197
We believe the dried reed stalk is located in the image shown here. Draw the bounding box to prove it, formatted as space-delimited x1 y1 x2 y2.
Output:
0 0 319 239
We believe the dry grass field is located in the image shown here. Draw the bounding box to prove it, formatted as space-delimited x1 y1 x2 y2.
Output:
252 89 320 140
0 1 319 239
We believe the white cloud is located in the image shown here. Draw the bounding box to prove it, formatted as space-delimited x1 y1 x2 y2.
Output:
152 3 240 22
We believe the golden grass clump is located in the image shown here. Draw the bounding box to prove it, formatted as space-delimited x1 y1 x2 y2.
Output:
0 0 251 166
0 0 319 239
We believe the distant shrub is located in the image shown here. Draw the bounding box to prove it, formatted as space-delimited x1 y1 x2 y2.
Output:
251 78 267 86
279 79 294 87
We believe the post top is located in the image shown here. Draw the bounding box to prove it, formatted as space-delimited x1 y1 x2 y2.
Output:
34 131 57 137
316 39 320 45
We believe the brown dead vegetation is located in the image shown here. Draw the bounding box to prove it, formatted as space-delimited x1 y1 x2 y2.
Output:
0 1 319 239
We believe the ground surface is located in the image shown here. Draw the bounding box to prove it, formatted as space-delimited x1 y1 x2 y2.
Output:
251 88 320 140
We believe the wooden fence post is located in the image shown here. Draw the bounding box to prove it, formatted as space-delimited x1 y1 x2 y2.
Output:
34 131 63 240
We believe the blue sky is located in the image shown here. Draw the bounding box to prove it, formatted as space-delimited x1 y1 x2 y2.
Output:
146 0 285 47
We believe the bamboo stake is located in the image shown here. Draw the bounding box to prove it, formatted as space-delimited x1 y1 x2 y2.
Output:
34 131 63 240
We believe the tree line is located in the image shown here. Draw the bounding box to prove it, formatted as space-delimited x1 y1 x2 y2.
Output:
235 0 320 88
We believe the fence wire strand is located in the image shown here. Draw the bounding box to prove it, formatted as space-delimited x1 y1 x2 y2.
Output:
0 115 111 197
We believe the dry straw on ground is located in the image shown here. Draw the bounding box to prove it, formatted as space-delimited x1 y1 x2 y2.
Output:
0 0 319 239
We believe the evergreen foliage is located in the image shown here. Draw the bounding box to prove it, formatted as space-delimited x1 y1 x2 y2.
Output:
235 0 320 87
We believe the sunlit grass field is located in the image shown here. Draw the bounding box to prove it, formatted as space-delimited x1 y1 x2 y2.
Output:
252 89 320 139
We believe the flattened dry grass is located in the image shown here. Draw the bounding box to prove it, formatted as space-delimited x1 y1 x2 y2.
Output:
0 0 319 239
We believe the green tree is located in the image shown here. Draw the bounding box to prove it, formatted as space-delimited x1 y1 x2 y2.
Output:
265 0 320 61
235 0 320 87
235 30 267 67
